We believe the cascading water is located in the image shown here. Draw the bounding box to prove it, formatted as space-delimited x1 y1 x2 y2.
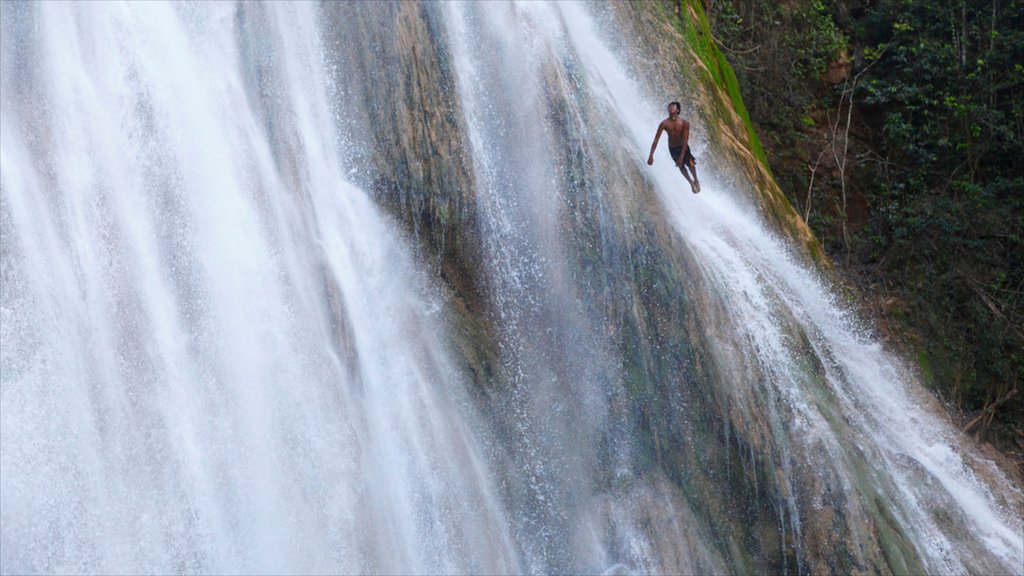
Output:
1 2 1021 575
0 3 515 573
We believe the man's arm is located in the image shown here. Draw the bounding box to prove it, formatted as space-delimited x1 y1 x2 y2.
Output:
647 122 665 165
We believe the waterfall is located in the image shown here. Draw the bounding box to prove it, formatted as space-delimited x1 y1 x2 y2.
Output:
0 3 514 573
1 2 1021 575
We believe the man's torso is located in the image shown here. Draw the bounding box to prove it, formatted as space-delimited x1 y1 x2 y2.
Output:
661 117 689 147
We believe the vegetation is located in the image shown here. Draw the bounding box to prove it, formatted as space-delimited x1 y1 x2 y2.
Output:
700 0 1023 468
672 0 771 167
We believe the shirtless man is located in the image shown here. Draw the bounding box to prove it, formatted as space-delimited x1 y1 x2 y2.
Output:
647 101 700 193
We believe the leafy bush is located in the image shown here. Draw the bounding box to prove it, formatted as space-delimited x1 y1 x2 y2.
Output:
706 0 1024 455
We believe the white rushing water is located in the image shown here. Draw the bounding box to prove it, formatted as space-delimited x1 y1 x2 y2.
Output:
2 1 1022 575
1 3 515 573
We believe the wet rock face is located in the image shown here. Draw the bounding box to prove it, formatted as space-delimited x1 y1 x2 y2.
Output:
321 1 489 320
318 3 826 572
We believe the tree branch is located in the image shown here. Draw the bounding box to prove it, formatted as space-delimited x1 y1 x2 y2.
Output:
964 386 1019 434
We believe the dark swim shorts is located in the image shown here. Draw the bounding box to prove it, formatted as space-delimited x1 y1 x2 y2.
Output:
669 145 695 170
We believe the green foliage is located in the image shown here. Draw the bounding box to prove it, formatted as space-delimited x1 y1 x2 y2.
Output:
856 0 1024 444
707 0 848 207
705 0 1024 453
792 0 848 77
854 0 1024 433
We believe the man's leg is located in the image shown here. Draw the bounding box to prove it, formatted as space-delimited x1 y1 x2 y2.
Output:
686 151 700 193
678 163 696 192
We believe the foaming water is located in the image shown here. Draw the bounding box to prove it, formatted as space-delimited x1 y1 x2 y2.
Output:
1 3 514 573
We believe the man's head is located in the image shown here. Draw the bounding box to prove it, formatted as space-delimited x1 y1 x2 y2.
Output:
668 101 681 116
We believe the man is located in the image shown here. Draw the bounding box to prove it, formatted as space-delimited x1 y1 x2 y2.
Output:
647 101 700 193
